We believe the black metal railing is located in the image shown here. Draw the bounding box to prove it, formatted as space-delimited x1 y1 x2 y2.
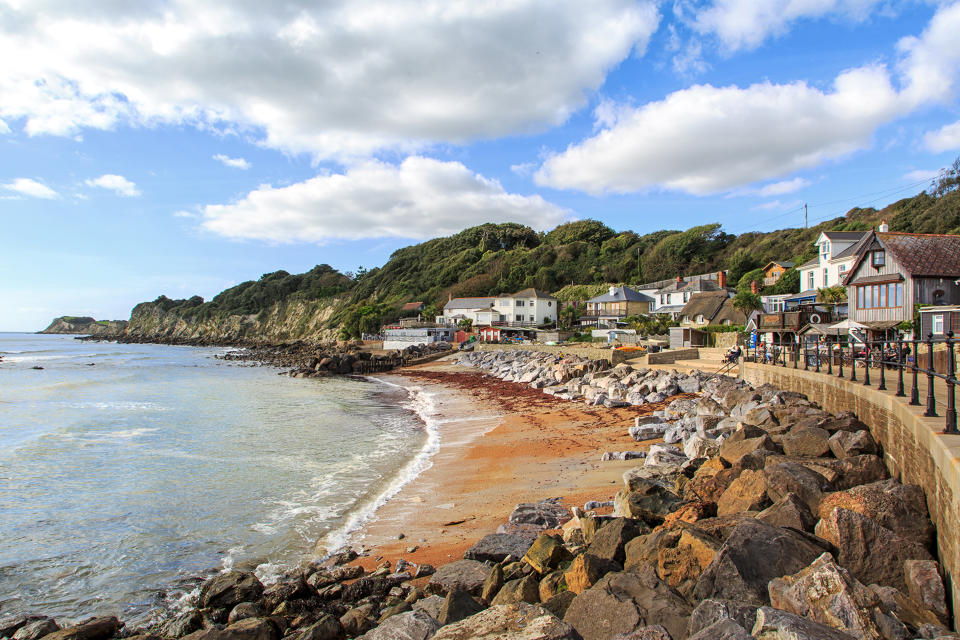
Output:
748 332 958 435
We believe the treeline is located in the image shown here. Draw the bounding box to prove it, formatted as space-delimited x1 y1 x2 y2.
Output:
133 185 960 338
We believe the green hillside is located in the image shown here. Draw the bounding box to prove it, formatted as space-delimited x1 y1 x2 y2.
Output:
132 185 960 340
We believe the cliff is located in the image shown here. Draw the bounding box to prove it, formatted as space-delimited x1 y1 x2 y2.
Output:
39 316 129 335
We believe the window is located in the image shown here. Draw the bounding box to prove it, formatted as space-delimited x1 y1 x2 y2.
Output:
515 314 523 322
528 299 535 306
808 271 814 290
515 300 524 307
856 282 903 309
822 268 828 287
821 241 830 257
683 292 690 302
529 315 534 322
696 314 705 324
933 314 944 334
871 251 885 267
547 301 552 307
839 264 847 273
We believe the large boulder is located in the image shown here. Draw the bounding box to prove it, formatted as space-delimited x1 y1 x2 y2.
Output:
817 479 934 547
565 554 621 595
719 435 778 466
750 607 857 639
904 559 949 622
656 528 721 592
828 430 877 459
428 560 493 596
815 507 933 592
524 534 570 575
768 552 908 640
756 493 817 533
716 469 769 516
491 574 541 606
613 490 681 525
687 599 758 637
35 618 122 640
357 610 440 640
431 603 579 640
587 518 643 565
780 426 832 458
181 618 280 640
289 616 340 640
437 587 487 625
198 571 264 610
508 501 572 531
692 519 828 605
464 534 533 563
563 567 691 640
687 619 752 640
763 461 832 513
12 619 60 640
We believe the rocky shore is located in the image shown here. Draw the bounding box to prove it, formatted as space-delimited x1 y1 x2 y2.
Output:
3 350 957 640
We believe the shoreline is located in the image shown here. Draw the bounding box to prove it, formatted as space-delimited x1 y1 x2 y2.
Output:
345 357 669 573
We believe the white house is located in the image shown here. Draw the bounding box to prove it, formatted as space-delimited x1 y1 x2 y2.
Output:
438 288 557 327
797 231 869 295
638 272 730 317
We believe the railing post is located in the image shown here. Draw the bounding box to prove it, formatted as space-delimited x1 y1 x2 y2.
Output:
945 331 957 434
925 333 937 418
878 339 887 391
793 341 798 369
850 341 858 382
815 335 821 373
896 336 905 397
803 340 809 371
910 339 921 406
838 340 844 378
863 340 871 386
827 338 833 375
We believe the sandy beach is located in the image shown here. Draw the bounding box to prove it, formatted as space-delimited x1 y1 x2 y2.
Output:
349 356 677 573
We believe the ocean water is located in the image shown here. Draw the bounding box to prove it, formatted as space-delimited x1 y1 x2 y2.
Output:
0 334 437 625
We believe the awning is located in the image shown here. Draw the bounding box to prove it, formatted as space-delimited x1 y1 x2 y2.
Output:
828 319 868 332
860 320 901 330
798 323 832 336
849 274 904 286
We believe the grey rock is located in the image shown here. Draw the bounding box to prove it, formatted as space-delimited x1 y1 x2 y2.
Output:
198 571 264 610
227 603 263 625
750 606 856 639
412 594 445 621
358 610 440 640
687 618 751 640
431 603 579 640
427 559 492 596
464 534 533 563
12 619 60 640
161 611 203 638
687 599 758 637
508 500 571 530
629 423 670 442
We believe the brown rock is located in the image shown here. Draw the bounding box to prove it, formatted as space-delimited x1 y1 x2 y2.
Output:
565 554 619 594
563 567 692 640
613 490 681 525
763 461 832 513
869 584 946 630
821 411 869 433
817 479 934 546
490 573 541 606
687 599 758 637
683 467 739 504
542 591 578 619
339 605 374 637
780 426 832 458
34 618 121 640
815 507 933 592
756 492 817 532
687 618 751 639
719 435 778 466
539 571 567 601
12 619 60 640
833 455 888 490
624 528 681 572
656 528 720 590
524 534 570 575
432 603 580 640
828 429 877 458
610 625 673 640
659 501 714 528
198 571 264 610
581 515 612 544
181 618 280 640
904 559 949 621
587 517 644 565
437 587 486 625
717 469 769 516
481 564 504 603
428 559 492 596
751 606 858 639
768 552 905 640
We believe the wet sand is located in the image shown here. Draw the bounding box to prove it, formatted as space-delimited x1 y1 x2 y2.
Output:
349 357 678 572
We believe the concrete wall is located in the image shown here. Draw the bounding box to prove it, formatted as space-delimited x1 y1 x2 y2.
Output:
741 362 960 627
646 348 699 364
475 342 630 364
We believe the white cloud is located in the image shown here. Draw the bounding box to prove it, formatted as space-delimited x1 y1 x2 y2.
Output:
923 119 960 152
200 156 571 243
173 210 196 218
85 174 141 197
754 177 811 196
2 177 59 199
687 0 886 52
903 168 941 181
536 65 902 195
0 1 659 159
213 154 251 169
0 119 9 134
752 198 803 211
510 162 537 177
898 3 960 106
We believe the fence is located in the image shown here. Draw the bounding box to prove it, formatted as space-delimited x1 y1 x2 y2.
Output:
746 333 959 434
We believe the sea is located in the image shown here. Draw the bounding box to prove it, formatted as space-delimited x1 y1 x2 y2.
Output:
0 333 439 626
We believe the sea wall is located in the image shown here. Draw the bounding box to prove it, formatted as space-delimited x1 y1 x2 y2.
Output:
646 348 699 364
741 361 960 624
475 342 630 364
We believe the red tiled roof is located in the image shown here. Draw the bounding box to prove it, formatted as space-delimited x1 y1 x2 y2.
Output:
401 301 424 311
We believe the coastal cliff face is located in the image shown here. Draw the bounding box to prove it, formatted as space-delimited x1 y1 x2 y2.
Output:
123 297 343 343
39 316 128 336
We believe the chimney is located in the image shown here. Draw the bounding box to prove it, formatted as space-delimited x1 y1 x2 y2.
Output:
879 220 889 233
448 292 453 302
717 271 727 289
750 280 759 294
676 275 684 284
609 286 616 296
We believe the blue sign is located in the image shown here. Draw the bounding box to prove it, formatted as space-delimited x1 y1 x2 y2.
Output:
750 330 758 347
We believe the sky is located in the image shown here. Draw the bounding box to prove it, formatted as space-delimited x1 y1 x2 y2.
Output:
2 1 960 331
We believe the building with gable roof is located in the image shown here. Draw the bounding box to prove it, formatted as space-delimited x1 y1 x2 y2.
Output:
579 285 653 328
437 288 558 327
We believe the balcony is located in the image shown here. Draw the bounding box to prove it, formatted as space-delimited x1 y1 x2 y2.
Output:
490 320 542 328
759 310 834 332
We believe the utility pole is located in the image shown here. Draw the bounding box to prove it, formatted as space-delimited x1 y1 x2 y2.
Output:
804 203 808 229
636 247 641 284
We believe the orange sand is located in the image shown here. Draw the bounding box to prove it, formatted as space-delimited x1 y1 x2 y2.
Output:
349 358 677 573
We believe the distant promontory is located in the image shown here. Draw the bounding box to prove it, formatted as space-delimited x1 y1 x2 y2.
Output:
39 316 128 335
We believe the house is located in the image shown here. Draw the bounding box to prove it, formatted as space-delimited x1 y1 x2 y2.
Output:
678 290 747 327
579 286 653 329
797 230 869 296
762 261 795 287
843 226 960 337
438 288 558 327
919 306 960 338
383 327 455 351
401 301 425 314
636 272 731 318
760 293 792 313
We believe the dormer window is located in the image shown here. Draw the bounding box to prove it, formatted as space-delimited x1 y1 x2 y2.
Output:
821 241 830 257
871 250 885 268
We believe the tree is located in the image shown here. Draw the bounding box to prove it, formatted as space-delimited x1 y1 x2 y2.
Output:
736 268 766 294
816 285 847 305
457 318 473 331
765 268 800 295
733 290 763 315
728 249 761 284
931 156 960 197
